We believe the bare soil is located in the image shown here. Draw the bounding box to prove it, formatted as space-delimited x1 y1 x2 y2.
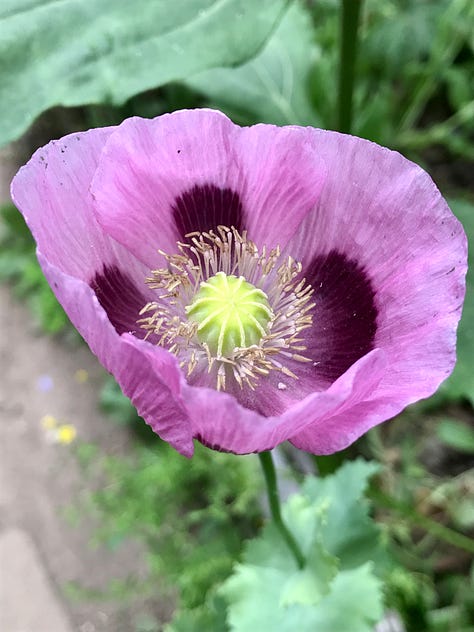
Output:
0 143 170 631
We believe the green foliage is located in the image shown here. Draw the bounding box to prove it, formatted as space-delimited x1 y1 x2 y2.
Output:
435 198 474 405
219 460 385 632
0 203 69 333
1 3 472 630
0 0 289 146
166 595 229 632
366 417 474 632
302 459 386 570
187 0 474 157
99 374 140 425
187 1 323 127
382 0 474 157
361 0 474 153
436 420 474 454
74 438 261 612
430 568 474 632
430 470 474 532
384 567 435 632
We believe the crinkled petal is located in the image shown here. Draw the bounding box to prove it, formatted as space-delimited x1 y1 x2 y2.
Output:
11 127 160 338
290 395 400 455
185 349 386 454
10 114 467 458
91 110 326 268
11 126 194 455
11 127 147 286
91 110 241 268
39 257 194 456
283 130 467 420
233 122 326 250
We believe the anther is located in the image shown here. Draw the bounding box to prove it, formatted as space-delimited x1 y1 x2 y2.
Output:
138 227 315 391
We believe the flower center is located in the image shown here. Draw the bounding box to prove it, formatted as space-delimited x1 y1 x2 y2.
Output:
185 271 274 357
138 226 315 391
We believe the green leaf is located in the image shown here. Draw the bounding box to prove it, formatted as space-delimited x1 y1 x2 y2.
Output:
0 0 289 146
166 595 229 632
436 420 474 454
220 460 384 632
436 198 474 405
307 563 383 632
220 499 338 631
280 540 337 607
303 459 384 571
364 2 447 72
187 1 322 126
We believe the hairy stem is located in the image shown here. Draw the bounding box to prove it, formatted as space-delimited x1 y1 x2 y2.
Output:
258 451 306 569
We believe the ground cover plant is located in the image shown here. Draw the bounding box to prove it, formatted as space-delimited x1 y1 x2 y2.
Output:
1 1 473 630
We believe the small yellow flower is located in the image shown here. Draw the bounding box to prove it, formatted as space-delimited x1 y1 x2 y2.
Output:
56 424 77 445
74 369 89 383
41 414 57 430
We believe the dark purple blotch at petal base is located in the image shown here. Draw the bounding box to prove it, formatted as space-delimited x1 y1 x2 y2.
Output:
172 184 244 238
305 250 378 383
90 266 148 338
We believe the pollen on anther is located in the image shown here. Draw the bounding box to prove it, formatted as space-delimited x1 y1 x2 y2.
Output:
137 226 315 391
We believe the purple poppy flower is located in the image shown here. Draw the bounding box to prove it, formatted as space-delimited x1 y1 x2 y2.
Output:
11 109 467 458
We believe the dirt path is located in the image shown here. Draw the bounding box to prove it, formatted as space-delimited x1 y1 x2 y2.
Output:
0 284 157 631
0 147 157 631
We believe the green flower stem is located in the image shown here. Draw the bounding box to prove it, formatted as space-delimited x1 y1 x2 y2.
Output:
258 451 306 569
337 0 363 134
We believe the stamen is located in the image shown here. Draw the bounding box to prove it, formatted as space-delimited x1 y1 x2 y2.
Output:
138 227 315 390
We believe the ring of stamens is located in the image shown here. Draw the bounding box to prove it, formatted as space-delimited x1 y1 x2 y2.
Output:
138 226 315 391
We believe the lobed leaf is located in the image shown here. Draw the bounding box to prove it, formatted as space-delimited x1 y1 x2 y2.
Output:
220 459 385 632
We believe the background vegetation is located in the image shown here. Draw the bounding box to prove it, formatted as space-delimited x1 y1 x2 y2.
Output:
0 1 472 630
